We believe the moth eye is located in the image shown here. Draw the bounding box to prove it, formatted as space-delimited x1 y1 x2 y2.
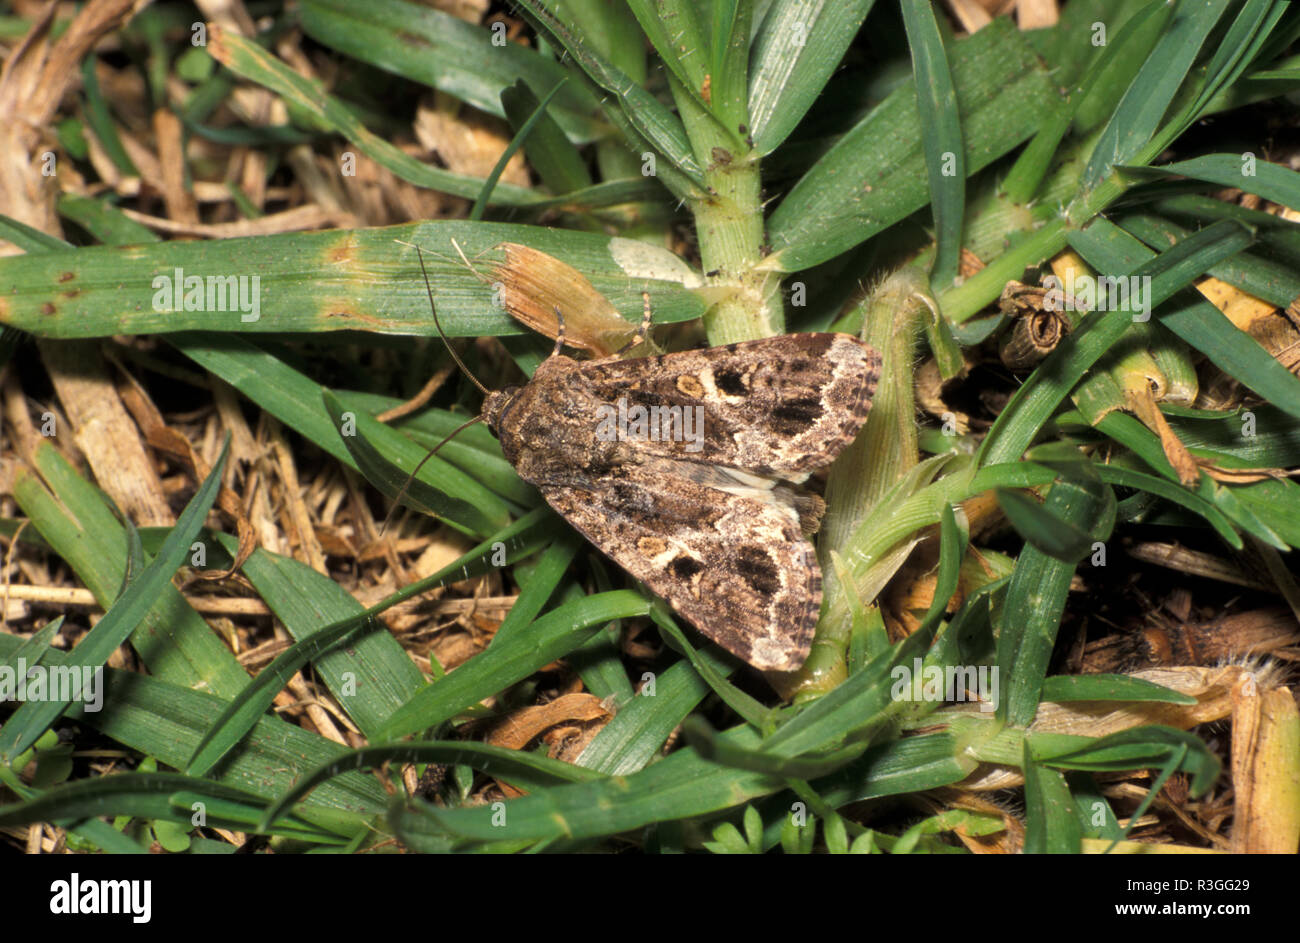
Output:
669 555 703 579
713 368 748 397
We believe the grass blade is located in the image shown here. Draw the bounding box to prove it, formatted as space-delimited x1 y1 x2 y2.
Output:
0 440 230 763
377 590 651 741
900 0 964 289
299 0 603 142
748 0 877 154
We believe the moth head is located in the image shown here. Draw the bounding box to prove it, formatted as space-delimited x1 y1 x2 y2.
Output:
481 386 521 434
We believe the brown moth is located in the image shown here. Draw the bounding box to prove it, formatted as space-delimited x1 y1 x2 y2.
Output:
404 245 880 671
483 327 880 672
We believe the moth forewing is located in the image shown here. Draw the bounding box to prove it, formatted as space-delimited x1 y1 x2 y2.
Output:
481 332 881 672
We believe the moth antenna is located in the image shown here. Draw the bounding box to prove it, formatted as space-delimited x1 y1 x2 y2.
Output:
398 241 490 396
449 237 494 286
616 291 654 355
379 413 486 537
550 305 566 358
394 237 491 285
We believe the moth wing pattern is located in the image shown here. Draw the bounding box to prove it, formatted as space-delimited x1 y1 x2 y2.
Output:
579 333 881 478
479 331 882 672
537 459 820 671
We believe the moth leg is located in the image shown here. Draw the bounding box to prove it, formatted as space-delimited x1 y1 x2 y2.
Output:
550 304 567 357
616 292 654 356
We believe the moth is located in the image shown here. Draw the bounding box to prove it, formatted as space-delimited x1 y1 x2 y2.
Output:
404 246 881 671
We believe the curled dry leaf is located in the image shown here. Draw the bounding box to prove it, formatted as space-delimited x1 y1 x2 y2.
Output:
1123 382 1200 486
915 356 971 433
491 243 651 357
483 692 613 795
1113 544 1273 593
1196 462 1300 485
1230 677 1300 853
114 366 257 577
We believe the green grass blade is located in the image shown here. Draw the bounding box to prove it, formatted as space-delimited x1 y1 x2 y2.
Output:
996 474 1114 728
258 741 602 834
685 716 870 778
80 56 137 176
324 389 510 537
997 488 1096 563
471 79 569 220
0 617 63 676
577 648 736 775
405 726 780 843
1041 674 1197 704
183 616 377 777
900 0 964 289
490 532 581 647
914 504 967 637
514 0 704 182
184 509 559 775
0 221 705 340
0 440 230 763
1069 215 1300 421
0 635 387 813
1023 744 1082 853
1091 463 1241 548
708 0 753 134
623 0 711 114
0 213 73 252
1140 153 1300 220
766 19 1053 272
1156 0 1287 148
980 218 1255 466
1032 726 1220 797
1118 212 1300 307
12 445 248 697
501 80 593 195
748 0 877 155
209 537 426 740
299 0 604 142
57 193 159 246
173 337 531 506
378 590 651 741
649 605 770 728
207 25 541 205
1079 0 1230 194
344 395 534 505
0 773 344 842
